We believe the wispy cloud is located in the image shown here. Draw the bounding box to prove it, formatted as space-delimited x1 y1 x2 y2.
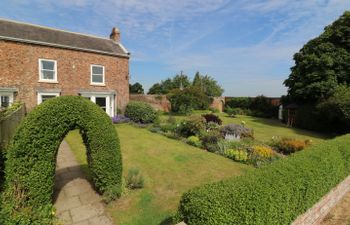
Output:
1 0 350 96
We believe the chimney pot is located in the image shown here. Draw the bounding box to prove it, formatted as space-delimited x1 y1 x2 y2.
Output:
110 27 120 42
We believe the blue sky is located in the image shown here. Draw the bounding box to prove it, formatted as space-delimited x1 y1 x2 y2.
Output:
1 0 349 96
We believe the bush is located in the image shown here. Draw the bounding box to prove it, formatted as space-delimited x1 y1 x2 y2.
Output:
111 115 130 124
186 136 202 148
0 102 23 119
178 134 350 225
126 168 144 189
220 123 254 139
250 95 278 118
200 131 222 153
177 116 206 137
225 97 251 109
0 96 122 224
201 113 222 125
167 87 212 114
209 107 220 113
271 137 309 154
125 101 158 123
225 107 246 116
224 149 248 162
206 121 220 132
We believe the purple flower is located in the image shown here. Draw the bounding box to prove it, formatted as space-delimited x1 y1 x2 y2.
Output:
111 115 130 124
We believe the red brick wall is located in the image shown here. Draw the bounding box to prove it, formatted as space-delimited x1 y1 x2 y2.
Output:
0 40 129 112
292 175 350 225
130 94 171 112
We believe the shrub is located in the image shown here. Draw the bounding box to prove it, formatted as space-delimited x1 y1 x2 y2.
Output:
225 107 246 116
224 149 248 162
0 96 122 224
220 123 254 139
125 101 158 123
200 131 222 153
177 116 206 137
186 136 202 148
209 107 220 113
206 121 220 132
225 97 251 109
178 134 350 225
271 137 309 154
167 87 212 114
160 123 177 133
250 95 278 118
126 168 144 189
112 115 130 124
0 102 23 119
201 113 222 125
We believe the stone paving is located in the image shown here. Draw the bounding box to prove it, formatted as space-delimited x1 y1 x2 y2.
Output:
54 141 114 225
321 191 350 225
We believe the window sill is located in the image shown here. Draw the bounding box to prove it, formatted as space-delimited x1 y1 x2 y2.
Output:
90 83 106 86
38 80 59 84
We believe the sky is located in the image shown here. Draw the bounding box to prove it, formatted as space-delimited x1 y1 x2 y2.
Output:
1 0 349 97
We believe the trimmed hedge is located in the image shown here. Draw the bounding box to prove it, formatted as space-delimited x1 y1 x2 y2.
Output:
0 96 122 224
178 134 350 225
125 101 158 123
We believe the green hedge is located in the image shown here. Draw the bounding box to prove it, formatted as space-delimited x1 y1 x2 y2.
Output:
125 101 158 123
178 134 350 225
0 96 122 224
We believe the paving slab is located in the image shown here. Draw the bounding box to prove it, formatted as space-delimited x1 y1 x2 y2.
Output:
54 141 113 225
321 191 350 225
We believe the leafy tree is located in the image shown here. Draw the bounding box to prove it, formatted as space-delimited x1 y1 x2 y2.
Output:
167 87 211 114
129 82 144 94
147 73 191 94
284 11 350 103
192 72 224 97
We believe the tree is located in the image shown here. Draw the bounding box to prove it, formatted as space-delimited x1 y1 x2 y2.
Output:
167 87 211 114
192 72 224 97
147 73 191 94
284 11 350 103
129 82 144 94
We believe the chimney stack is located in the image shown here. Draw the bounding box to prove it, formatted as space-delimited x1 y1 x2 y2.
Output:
110 27 120 42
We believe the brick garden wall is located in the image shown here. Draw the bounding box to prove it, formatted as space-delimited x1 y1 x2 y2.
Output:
130 94 171 112
292 175 350 225
0 40 129 112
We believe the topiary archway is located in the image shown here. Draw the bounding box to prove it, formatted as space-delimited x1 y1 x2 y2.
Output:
0 96 122 224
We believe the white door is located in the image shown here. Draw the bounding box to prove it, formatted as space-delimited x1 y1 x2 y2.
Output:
82 94 113 116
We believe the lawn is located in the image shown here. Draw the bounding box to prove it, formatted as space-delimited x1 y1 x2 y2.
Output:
161 112 330 143
65 124 251 225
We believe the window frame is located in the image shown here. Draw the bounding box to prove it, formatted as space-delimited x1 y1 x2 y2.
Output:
0 93 14 108
37 92 60 104
38 58 58 83
90 64 105 85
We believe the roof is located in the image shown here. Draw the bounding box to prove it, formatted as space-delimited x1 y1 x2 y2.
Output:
0 18 129 58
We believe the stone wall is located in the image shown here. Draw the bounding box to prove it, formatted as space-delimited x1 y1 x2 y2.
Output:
0 40 129 112
292 175 350 225
130 94 171 112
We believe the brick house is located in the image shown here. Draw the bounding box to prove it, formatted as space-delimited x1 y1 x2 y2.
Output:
0 18 130 116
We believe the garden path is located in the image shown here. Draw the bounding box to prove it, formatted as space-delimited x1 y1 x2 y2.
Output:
321 191 350 225
54 141 114 225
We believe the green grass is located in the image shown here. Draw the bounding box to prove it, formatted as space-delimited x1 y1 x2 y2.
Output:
161 112 330 143
65 124 251 225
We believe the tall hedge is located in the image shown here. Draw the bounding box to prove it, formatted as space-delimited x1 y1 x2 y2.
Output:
178 134 350 225
0 96 122 224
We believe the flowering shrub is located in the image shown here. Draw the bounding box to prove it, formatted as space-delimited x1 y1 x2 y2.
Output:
224 149 248 162
271 137 309 154
177 115 206 137
202 113 222 125
220 123 254 139
206 121 220 131
187 136 202 148
252 145 276 158
200 131 222 152
112 115 130 124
